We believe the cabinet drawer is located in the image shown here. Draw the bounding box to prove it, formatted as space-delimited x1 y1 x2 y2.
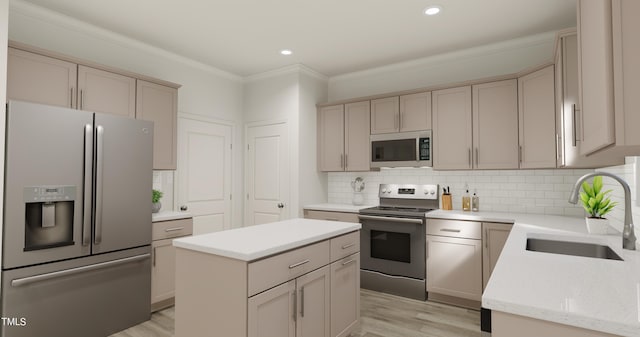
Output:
330 231 360 261
304 210 360 223
152 218 193 240
427 219 481 239
248 240 330 297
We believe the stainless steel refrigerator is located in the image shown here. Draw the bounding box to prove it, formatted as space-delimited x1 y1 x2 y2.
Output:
2 100 153 337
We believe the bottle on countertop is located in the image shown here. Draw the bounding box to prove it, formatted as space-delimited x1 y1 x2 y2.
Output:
472 189 479 212
462 184 471 211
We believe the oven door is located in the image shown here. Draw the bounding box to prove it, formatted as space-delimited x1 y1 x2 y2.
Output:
358 214 425 280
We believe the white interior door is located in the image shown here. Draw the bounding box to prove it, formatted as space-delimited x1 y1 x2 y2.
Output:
245 122 289 226
178 118 232 234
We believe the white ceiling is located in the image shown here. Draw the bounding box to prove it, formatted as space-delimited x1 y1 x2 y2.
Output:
19 0 577 77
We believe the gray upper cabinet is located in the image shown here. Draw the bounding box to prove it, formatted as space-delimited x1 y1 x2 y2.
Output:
136 80 179 170
577 0 640 156
318 105 346 172
371 93 431 134
6 44 181 170
317 102 370 172
555 30 625 168
432 86 473 170
370 97 399 134
472 80 519 170
7 47 77 108
518 66 557 169
78 65 136 117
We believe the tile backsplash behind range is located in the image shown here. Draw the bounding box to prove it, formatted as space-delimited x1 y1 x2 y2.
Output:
328 168 593 217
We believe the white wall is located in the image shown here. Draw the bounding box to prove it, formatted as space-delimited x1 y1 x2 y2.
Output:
243 66 328 221
0 0 9 271
327 31 557 102
297 70 329 216
8 0 245 225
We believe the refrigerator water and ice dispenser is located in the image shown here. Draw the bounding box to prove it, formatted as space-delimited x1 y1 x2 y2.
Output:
23 186 76 251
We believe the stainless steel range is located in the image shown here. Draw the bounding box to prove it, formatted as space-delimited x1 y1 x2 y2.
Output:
358 183 439 300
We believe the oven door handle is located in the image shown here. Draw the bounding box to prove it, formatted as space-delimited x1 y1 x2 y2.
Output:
358 214 423 224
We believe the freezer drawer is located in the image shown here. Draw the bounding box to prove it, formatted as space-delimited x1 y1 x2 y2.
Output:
1 247 151 337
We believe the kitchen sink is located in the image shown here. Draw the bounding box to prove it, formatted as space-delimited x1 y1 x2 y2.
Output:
526 238 623 261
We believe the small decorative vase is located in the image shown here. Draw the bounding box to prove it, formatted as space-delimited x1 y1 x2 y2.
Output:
152 202 161 213
352 192 364 206
585 217 609 234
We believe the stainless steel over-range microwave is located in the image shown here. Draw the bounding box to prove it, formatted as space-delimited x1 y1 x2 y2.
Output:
370 130 432 168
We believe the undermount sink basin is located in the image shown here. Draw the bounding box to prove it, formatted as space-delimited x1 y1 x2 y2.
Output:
526 238 623 261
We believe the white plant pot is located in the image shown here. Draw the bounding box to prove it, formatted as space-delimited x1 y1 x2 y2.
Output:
585 217 609 234
152 202 162 213
352 192 364 206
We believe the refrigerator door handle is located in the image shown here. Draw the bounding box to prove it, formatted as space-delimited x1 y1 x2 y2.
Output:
83 124 93 246
10 253 150 287
94 125 105 245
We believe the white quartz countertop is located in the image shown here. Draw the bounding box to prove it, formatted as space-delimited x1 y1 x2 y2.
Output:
303 203 375 213
152 211 193 222
173 218 361 261
442 210 640 336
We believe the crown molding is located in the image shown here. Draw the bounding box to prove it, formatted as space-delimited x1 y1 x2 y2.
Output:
329 30 558 83
244 63 328 83
9 0 242 82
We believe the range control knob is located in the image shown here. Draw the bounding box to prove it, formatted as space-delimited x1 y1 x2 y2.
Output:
430 190 436 195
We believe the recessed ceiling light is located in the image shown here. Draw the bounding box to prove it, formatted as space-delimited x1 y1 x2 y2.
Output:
424 5 442 16
280 49 293 55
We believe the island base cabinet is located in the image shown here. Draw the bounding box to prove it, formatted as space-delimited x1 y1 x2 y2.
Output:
331 253 360 337
492 311 621 337
249 265 331 337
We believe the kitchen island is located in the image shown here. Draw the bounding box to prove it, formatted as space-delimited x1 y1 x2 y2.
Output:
172 218 361 337
427 210 640 337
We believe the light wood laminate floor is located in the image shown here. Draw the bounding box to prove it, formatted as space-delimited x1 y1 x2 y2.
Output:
110 289 481 337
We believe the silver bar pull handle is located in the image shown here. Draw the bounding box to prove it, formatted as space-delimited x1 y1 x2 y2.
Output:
468 148 472 167
440 228 461 233
80 90 84 110
289 259 310 269
358 214 424 224
572 104 577 146
300 287 305 317
345 154 348 169
82 124 93 246
292 289 297 322
485 229 489 249
165 227 185 232
341 243 355 250
341 258 357 266
153 247 157 267
519 146 523 164
70 88 74 108
11 254 150 287
95 125 105 245
475 148 479 166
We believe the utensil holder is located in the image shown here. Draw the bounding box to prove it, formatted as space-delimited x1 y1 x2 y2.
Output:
442 194 452 210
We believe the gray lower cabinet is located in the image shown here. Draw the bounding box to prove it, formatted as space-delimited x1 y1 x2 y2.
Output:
174 231 360 337
151 218 193 312
304 210 360 223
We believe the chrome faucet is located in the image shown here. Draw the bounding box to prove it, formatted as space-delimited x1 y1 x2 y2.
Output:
568 172 636 250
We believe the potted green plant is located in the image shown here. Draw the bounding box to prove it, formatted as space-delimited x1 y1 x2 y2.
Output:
579 176 617 234
152 189 163 213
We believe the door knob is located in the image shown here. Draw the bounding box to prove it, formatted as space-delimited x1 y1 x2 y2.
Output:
277 203 284 209
180 205 188 211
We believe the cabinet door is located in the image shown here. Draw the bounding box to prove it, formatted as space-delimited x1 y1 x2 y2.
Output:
518 66 557 169
296 265 331 337
318 105 345 171
344 101 370 171
248 280 296 337
577 0 615 154
136 80 179 170
426 235 482 301
482 223 512 289
151 238 176 306
7 48 77 108
472 80 519 169
370 97 399 134
78 65 136 117
612 0 640 147
399 92 432 132
432 86 473 170
330 254 360 337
